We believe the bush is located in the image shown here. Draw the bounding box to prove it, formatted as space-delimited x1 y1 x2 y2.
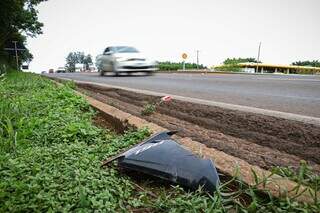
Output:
214 64 242 72
158 61 206 71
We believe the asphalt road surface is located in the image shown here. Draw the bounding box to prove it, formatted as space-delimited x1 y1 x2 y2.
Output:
49 72 320 118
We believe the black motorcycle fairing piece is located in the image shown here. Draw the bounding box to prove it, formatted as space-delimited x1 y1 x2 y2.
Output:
108 131 220 193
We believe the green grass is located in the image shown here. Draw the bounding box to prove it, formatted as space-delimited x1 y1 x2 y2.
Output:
0 72 150 211
272 161 320 191
0 71 319 212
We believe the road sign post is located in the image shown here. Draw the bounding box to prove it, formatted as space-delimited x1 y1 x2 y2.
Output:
13 41 19 70
182 53 187 71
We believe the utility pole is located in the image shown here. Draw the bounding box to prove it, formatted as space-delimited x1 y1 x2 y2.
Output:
13 41 19 70
256 42 261 73
4 41 26 71
196 50 199 70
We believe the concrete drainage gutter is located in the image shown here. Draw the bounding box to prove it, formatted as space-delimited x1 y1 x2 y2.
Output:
82 90 317 203
50 76 318 203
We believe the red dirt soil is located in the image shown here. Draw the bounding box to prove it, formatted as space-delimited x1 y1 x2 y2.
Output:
77 83 320 173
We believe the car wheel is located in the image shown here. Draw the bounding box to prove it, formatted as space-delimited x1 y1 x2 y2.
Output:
111 62 119 76
145 71 154 76
99 70 105 76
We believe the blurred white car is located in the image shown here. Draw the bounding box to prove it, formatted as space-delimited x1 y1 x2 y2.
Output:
96 46 157 76
56 67 66 73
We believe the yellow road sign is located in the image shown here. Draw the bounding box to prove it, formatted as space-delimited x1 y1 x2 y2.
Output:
182 53 187 59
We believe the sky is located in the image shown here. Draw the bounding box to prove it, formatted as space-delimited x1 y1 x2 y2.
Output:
27 0 320 73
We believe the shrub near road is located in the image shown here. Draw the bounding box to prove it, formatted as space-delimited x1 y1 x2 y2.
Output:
158 61 206 71
1 72 319 212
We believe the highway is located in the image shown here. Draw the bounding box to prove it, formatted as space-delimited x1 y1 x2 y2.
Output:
49 72 320 118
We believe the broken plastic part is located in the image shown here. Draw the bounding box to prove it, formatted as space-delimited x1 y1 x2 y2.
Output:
105 131 220 193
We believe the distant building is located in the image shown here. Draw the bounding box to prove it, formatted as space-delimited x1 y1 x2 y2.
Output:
214 63 320 74
239 63 320 74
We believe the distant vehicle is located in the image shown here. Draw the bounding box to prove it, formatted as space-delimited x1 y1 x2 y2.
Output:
87 65 96 72
95 46 157 76
48 69 54 73
75 63 84 72
21 64 29 70
56 67 66 73
41 71 47 74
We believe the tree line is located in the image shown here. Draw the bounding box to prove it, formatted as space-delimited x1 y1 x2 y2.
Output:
221 58 320 67
223 57 260 65
158 61 206 71
0 0 46 73
213 58 260 72
291 60 320 67
65 52 93 72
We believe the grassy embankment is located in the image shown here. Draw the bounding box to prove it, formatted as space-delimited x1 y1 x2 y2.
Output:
0 71 319 212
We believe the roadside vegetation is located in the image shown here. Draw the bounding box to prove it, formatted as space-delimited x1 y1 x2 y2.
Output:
141 103 156 116
213 57 259 72
292 60 320 68
158 61 206 71
1 71 319 212
66 51 93 72
214 58 320 74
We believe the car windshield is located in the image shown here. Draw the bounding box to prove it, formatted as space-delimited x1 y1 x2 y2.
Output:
114 46 139 53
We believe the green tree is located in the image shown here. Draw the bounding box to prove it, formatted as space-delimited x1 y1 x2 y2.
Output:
83 54 93 70
0 0 46 68
292 60 320 67
214 58 261 72
77 52 85 64
66 52 93 72
65 52 79 72
223 57 260 65
2 32 33 67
